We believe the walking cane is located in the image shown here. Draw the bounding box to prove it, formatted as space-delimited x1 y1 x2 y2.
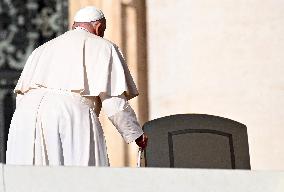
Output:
137 147 143 167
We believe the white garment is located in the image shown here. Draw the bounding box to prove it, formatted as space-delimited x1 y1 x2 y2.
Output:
7 88 108 166
6 28 143 166
14 28 138 100
99 93 127 117
99 93 143 143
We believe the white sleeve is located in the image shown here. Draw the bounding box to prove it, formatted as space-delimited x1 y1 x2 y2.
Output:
99 93 144 143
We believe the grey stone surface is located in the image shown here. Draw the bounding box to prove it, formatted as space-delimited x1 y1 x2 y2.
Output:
143 114 251 169
3 165 284 192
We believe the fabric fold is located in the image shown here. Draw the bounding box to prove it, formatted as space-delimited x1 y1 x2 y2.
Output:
6 88 109 166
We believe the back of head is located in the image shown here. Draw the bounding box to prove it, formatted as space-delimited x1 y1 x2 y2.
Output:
73 6 106 37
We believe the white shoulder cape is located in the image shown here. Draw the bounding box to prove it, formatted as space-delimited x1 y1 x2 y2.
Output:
15 29 138 100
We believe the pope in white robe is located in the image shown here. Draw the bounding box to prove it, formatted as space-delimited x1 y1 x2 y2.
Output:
6 6 147 166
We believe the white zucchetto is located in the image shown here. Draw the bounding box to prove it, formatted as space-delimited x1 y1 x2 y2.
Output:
74 6 104 22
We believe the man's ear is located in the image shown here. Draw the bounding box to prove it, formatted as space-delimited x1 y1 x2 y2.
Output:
72 22 76 30
95 22 102 36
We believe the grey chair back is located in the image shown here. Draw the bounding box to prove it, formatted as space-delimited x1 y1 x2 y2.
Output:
143 114 250 169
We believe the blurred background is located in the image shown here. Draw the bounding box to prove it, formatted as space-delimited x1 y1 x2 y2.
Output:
0 0 283 170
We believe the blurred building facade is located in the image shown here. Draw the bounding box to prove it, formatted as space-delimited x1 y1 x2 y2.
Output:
1 0 283 170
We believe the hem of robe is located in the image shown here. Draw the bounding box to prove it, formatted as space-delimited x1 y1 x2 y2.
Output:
15 84 139 101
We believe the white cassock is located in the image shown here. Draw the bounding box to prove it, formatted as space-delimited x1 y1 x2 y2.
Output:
6 28 144 166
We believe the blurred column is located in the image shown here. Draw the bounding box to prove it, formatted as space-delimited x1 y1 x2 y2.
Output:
69 0 148 166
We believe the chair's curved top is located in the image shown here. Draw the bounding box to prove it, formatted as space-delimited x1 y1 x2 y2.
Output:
143 113 247 134
144 113 246 126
